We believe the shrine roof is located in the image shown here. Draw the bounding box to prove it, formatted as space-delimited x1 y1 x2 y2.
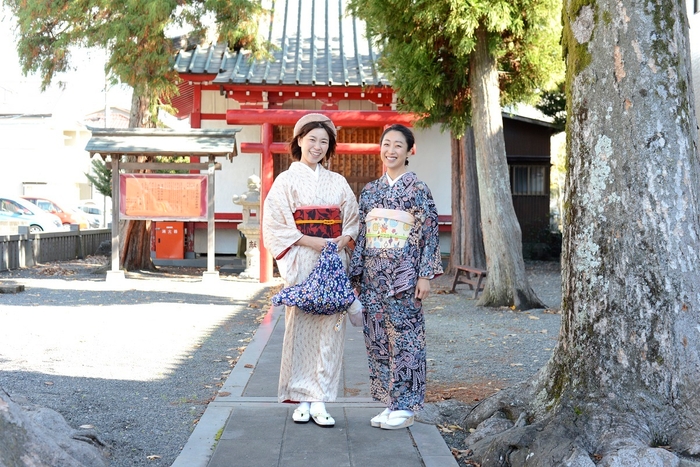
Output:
173 0 387 88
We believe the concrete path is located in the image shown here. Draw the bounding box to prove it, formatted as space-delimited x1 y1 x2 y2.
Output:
171 305 459 467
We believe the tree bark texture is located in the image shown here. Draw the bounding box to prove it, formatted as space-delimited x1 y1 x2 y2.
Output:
554 0 700 455
470 25 544 310
119 92 156 271
129 92 154 129
460 2 700 465
447 129 486 274
119 220 153 270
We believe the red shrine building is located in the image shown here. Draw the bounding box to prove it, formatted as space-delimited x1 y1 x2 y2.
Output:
170 0 559 282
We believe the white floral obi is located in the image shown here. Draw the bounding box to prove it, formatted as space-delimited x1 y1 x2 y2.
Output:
365 208 415 249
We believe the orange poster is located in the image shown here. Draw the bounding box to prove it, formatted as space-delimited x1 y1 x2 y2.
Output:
119 174 207 220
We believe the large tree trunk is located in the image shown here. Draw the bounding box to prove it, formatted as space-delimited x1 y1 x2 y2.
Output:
118 92 156 271
447 129 486 274
459 2 700 465
470 25 544 310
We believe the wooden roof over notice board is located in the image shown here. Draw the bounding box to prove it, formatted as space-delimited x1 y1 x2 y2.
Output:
85 128 240 161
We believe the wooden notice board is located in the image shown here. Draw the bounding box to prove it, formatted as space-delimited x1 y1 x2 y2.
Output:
119 174 208 220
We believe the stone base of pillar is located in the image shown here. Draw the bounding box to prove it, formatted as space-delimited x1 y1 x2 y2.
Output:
106 270 126 282
201 271 220 283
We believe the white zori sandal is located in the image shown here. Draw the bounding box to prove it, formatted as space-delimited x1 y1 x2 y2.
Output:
380 410 414 430
292 402 310 423
310 401 335 427
311 411 336 427
370 408 391 427
292 407 310 423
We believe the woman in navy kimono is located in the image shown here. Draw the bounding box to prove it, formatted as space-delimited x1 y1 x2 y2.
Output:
350 124 443 430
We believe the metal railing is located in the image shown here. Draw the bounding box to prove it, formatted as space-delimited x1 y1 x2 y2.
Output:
0 227 111 272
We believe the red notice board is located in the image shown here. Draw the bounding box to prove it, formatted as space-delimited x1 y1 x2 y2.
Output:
119 174 208 221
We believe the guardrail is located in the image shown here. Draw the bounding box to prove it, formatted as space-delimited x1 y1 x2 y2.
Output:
0 228 111 272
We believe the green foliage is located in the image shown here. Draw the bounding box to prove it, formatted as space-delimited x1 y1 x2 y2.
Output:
536 82 567 131
3 0 267 107
85 158 112 198
347 0 565 137
155 155 190 174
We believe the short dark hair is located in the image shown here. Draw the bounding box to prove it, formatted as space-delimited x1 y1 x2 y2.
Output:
289 121 338 161
381 124 415 165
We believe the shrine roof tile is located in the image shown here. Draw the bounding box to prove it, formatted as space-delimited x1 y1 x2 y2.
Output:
173 0 387 88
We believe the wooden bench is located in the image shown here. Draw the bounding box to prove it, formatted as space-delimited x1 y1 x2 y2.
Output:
451 266 487 298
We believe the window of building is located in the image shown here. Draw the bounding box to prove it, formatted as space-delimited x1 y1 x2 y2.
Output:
510 165 546 195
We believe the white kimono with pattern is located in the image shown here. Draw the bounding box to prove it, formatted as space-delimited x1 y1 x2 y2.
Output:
262 162 360 402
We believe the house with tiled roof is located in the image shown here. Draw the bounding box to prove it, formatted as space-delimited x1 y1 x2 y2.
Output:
82 107 131 129
169 0 560 281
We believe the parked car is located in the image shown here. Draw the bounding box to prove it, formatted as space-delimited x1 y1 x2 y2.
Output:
0 211 29 234
77 202 108 228
22 196 90 229
0 196 62 233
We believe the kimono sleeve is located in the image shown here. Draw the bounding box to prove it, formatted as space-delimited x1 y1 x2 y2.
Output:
349 186 371 283
340 181 360 241
261 173 303 259
416 182 444 279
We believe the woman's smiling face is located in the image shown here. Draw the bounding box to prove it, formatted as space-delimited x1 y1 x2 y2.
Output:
380 130 410 176
298 127 330 169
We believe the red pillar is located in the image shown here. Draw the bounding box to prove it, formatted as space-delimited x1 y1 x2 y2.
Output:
185 83 203 258
259 122 274 282
191 83 202 128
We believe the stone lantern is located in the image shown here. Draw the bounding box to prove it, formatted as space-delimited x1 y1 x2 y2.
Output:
232 175 261 280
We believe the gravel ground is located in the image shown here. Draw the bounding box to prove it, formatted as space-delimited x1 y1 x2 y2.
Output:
0 257 275 467
422 261 563 466
0 257 562 467
424 261 562 402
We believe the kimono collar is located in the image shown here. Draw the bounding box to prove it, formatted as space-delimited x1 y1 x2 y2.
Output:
292 161 322 179
384 172 415 187
385 171 408 186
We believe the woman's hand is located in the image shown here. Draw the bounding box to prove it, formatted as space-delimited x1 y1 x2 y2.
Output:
295 234 328 252
332 235 353 251
415 278 431 300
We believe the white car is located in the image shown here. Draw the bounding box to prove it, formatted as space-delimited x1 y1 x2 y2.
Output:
0 196 63 233
77 202 109 228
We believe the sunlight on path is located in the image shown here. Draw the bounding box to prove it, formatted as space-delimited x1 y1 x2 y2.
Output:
0 278 272 381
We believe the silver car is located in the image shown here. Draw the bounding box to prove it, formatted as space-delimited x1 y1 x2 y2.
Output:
77 203 106 228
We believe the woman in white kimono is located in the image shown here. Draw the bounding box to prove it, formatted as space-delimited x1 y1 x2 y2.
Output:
262 113 359 427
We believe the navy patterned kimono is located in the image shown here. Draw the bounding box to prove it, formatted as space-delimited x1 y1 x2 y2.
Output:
350 172 443 412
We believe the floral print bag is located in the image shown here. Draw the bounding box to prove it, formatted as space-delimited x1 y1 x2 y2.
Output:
272 241 356 315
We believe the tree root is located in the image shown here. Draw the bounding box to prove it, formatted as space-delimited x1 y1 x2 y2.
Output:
456 381 700 466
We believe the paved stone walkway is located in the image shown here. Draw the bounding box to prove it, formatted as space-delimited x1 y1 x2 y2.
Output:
172 305 458 467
